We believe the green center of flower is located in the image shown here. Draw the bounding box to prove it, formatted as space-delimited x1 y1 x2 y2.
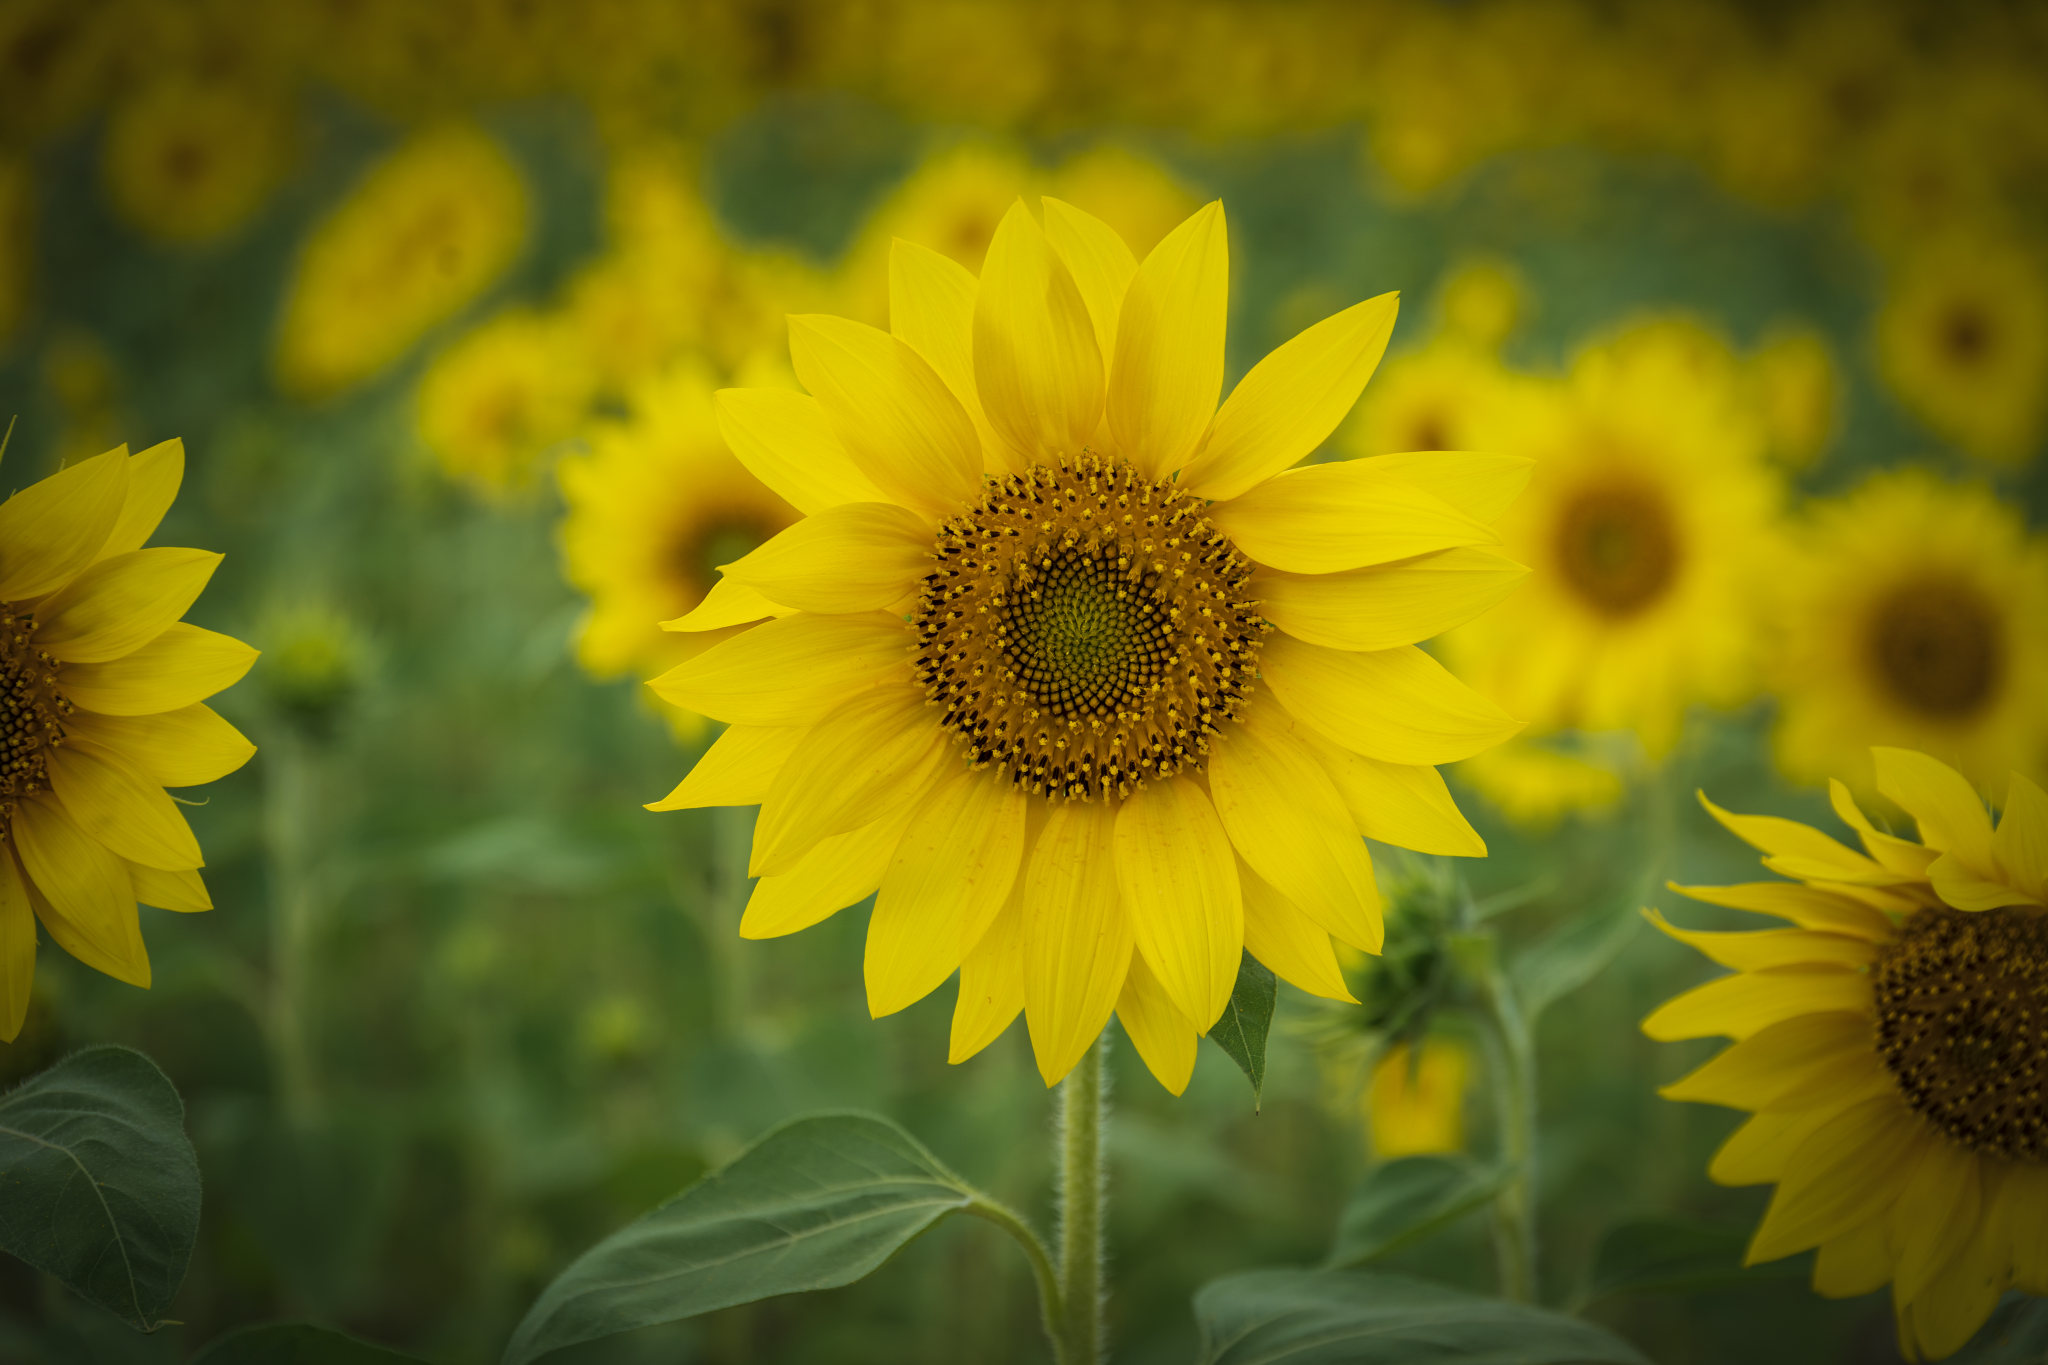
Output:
914 453 1267 802
1867 576 2003 720
1874 904 2048 1163
1554 481 1677 618
0 612 68 835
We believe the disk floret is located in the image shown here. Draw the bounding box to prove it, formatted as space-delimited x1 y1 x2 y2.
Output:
0 611 70 838
913 452 1267 801
1874 904 2048 1162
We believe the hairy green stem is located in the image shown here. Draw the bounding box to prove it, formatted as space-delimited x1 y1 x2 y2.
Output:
1054 1035 1108 1364
263 729 321 1125
965 1197 1065 1355
1481 972 1539 1302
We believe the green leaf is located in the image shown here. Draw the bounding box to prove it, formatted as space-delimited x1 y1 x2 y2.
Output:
1194 1269 1652 1365
1206 951 1276 1105
0 1046 200 1331
1326 1155 1505 1268
1508 872 1653 1023
501 1111 982 1365
1580 1216 1807 1304
192 1323 431 1363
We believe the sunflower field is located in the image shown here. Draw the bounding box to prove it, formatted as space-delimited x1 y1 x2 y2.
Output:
2 2 2048 1363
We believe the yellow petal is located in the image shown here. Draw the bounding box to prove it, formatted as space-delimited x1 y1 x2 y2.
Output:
1181 292 1400 501
1828 779 1937 879
1995 772 2048 901
1657 1011 1880 1109
1352 451 1533 523
1697 793 1902 886
33 547 220 664
1641 967 1872 1041
99 439 185 559
129 862 211 913
59 623 258 716
2003 1163 2048 1295
45 745 202 871
1709 1107 1832 1186
950 889 1025 1064
646 612 911 727
1107 200 1226 479
661 576 784 632
1261 635 1522 766
1899 1218 2008 1361
1873 746 1996 872
1643 910 1877 972
1668 880 1897 941
739 812 907 940
1041 197 1136 368
750 687 947 876
1313 745 1484 857
1930 850 2041 911
973 201 1104 468
646 725 805 811
1114 778 1242 1028
1890 1139 1983 1304
887 238 1003 469
0 445 129 600
1208 460 1497 574
1812 1215 1895 1298
788 313 980 519
1022 800 1134 1086
1746 1096 1923 1263
713 388 892 515
1116 951 1198 1095
866 765 1027 1017
64 704 254 788
1208 704 1382 954
11 795 148 988
1239 860 1356 1002
0 851 35 1042
1254 548 1527 653
722 503 932 614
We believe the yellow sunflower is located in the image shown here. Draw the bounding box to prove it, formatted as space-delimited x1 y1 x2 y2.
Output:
647 199 1526 1090
1367 1036 1470 1159
556 360 799 739
1646 748 2048 1360
100 74 288 245
0 440 258 1040
1341 339 1520 460
1440 318 1783 758
1769 469 2048 798
416 308 593 499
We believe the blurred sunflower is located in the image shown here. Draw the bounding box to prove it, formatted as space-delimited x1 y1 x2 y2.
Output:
275 122 527 399
0 440 258 1040
1770 470 2048 798
1646 749 2048 1360
649 199 1525 1090
416 309 592 499
100 74 288 244
1877 235 2048 467
1441 320 1781 761
1452 739 1624 830
556 360 799 740
1342 339 1518 459
1367 1036 1469 1158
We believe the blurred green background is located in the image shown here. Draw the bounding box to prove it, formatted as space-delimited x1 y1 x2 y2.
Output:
1 1 2045 1361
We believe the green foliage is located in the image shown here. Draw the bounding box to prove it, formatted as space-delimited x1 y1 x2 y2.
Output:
1580 1216 1806 1304
502 1112 985 1365
1507 873 1653 1024
192 1323 430 1364
1326 1155 1505 1269
1194 1269 1652 1364
0 1047 199 1332
1206 951 1277 1105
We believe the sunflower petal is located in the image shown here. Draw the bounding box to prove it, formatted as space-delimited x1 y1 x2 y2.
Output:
888 238 1003 469
1709 1107 1833 1186
1890 1139 1983 1304
661 577 785 632
0 852 35 1042
1254 548 1527 653
1022 800 1133 1086
129 863 211 913
1746 1096 1923 1263
63 705 254 788
1261 635 1522 766
99 439 185 559
751 688 947 876
1114 778 1241 1028
1116 952 1199 1095
740 813 906 940
1899 1218 2008 1361
33 548 220 664
721 503 932 614
646 612 912 727
1643 910 1876 972
12 796 148 988
1107 201 1226 479
58 624 258 716
1873 747 1996 872
1313 745 1484 857
0 446 129 601
1353 451 1533 522
1208 460 1497 574
1641 967 1871 1041
45 745 202 871
1657 1012 1879 1109
646 725 805 811
950 890 1025 1064
973 201 1105 468
1697 793 1901 885
1995 773 2048 901
1668 881 1897 941
1041 197 1137 366
714 388 892 515
1812 1216 1895 1298
1239 860 1357 1002
1827 779 1937 879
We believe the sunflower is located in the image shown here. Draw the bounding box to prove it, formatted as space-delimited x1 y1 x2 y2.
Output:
556 360 799 739
1367 1036 1470 1159
1439 318 1782 758
647 199 1525 1090
1645 749 2048 1360
416 308 593 499
0 440 258 1041
1769 469 2048 798
100 74 288 245
1341 339 1519 460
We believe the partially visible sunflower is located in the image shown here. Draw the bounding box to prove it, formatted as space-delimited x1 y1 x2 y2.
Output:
1646 749 2048 1360
416 308 592 499
1367 1036 1470 1159
0 440 258 1040
648 199 1526 1090
100 74 289 245
1769 469 2048 798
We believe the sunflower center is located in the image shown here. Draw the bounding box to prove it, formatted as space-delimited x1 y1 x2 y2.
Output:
0 611 68 835
1554 482 1677 617
1941 305 1992 368
1866 577 2002 719
914 453 1267 801
1874 904 2048 1163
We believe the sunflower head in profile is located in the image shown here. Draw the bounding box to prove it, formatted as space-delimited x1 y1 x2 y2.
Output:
1770 469 2048 799
1646 748 2048 1360
0 440 258 1041
646 199 1529 1091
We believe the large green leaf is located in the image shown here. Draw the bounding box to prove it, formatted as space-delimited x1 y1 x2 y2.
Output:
192 1323 430 1363
0 1046 200 1331
1207 951 1277 1105
1326 1155 1505 1268
1580 1217 1806 1304
1194 1269 1652 1365
501 1111 983 1365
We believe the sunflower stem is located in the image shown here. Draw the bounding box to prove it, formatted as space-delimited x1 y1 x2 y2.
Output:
1053 1034 1108 1364
263 728 322 1126
1481 967 1539 1302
